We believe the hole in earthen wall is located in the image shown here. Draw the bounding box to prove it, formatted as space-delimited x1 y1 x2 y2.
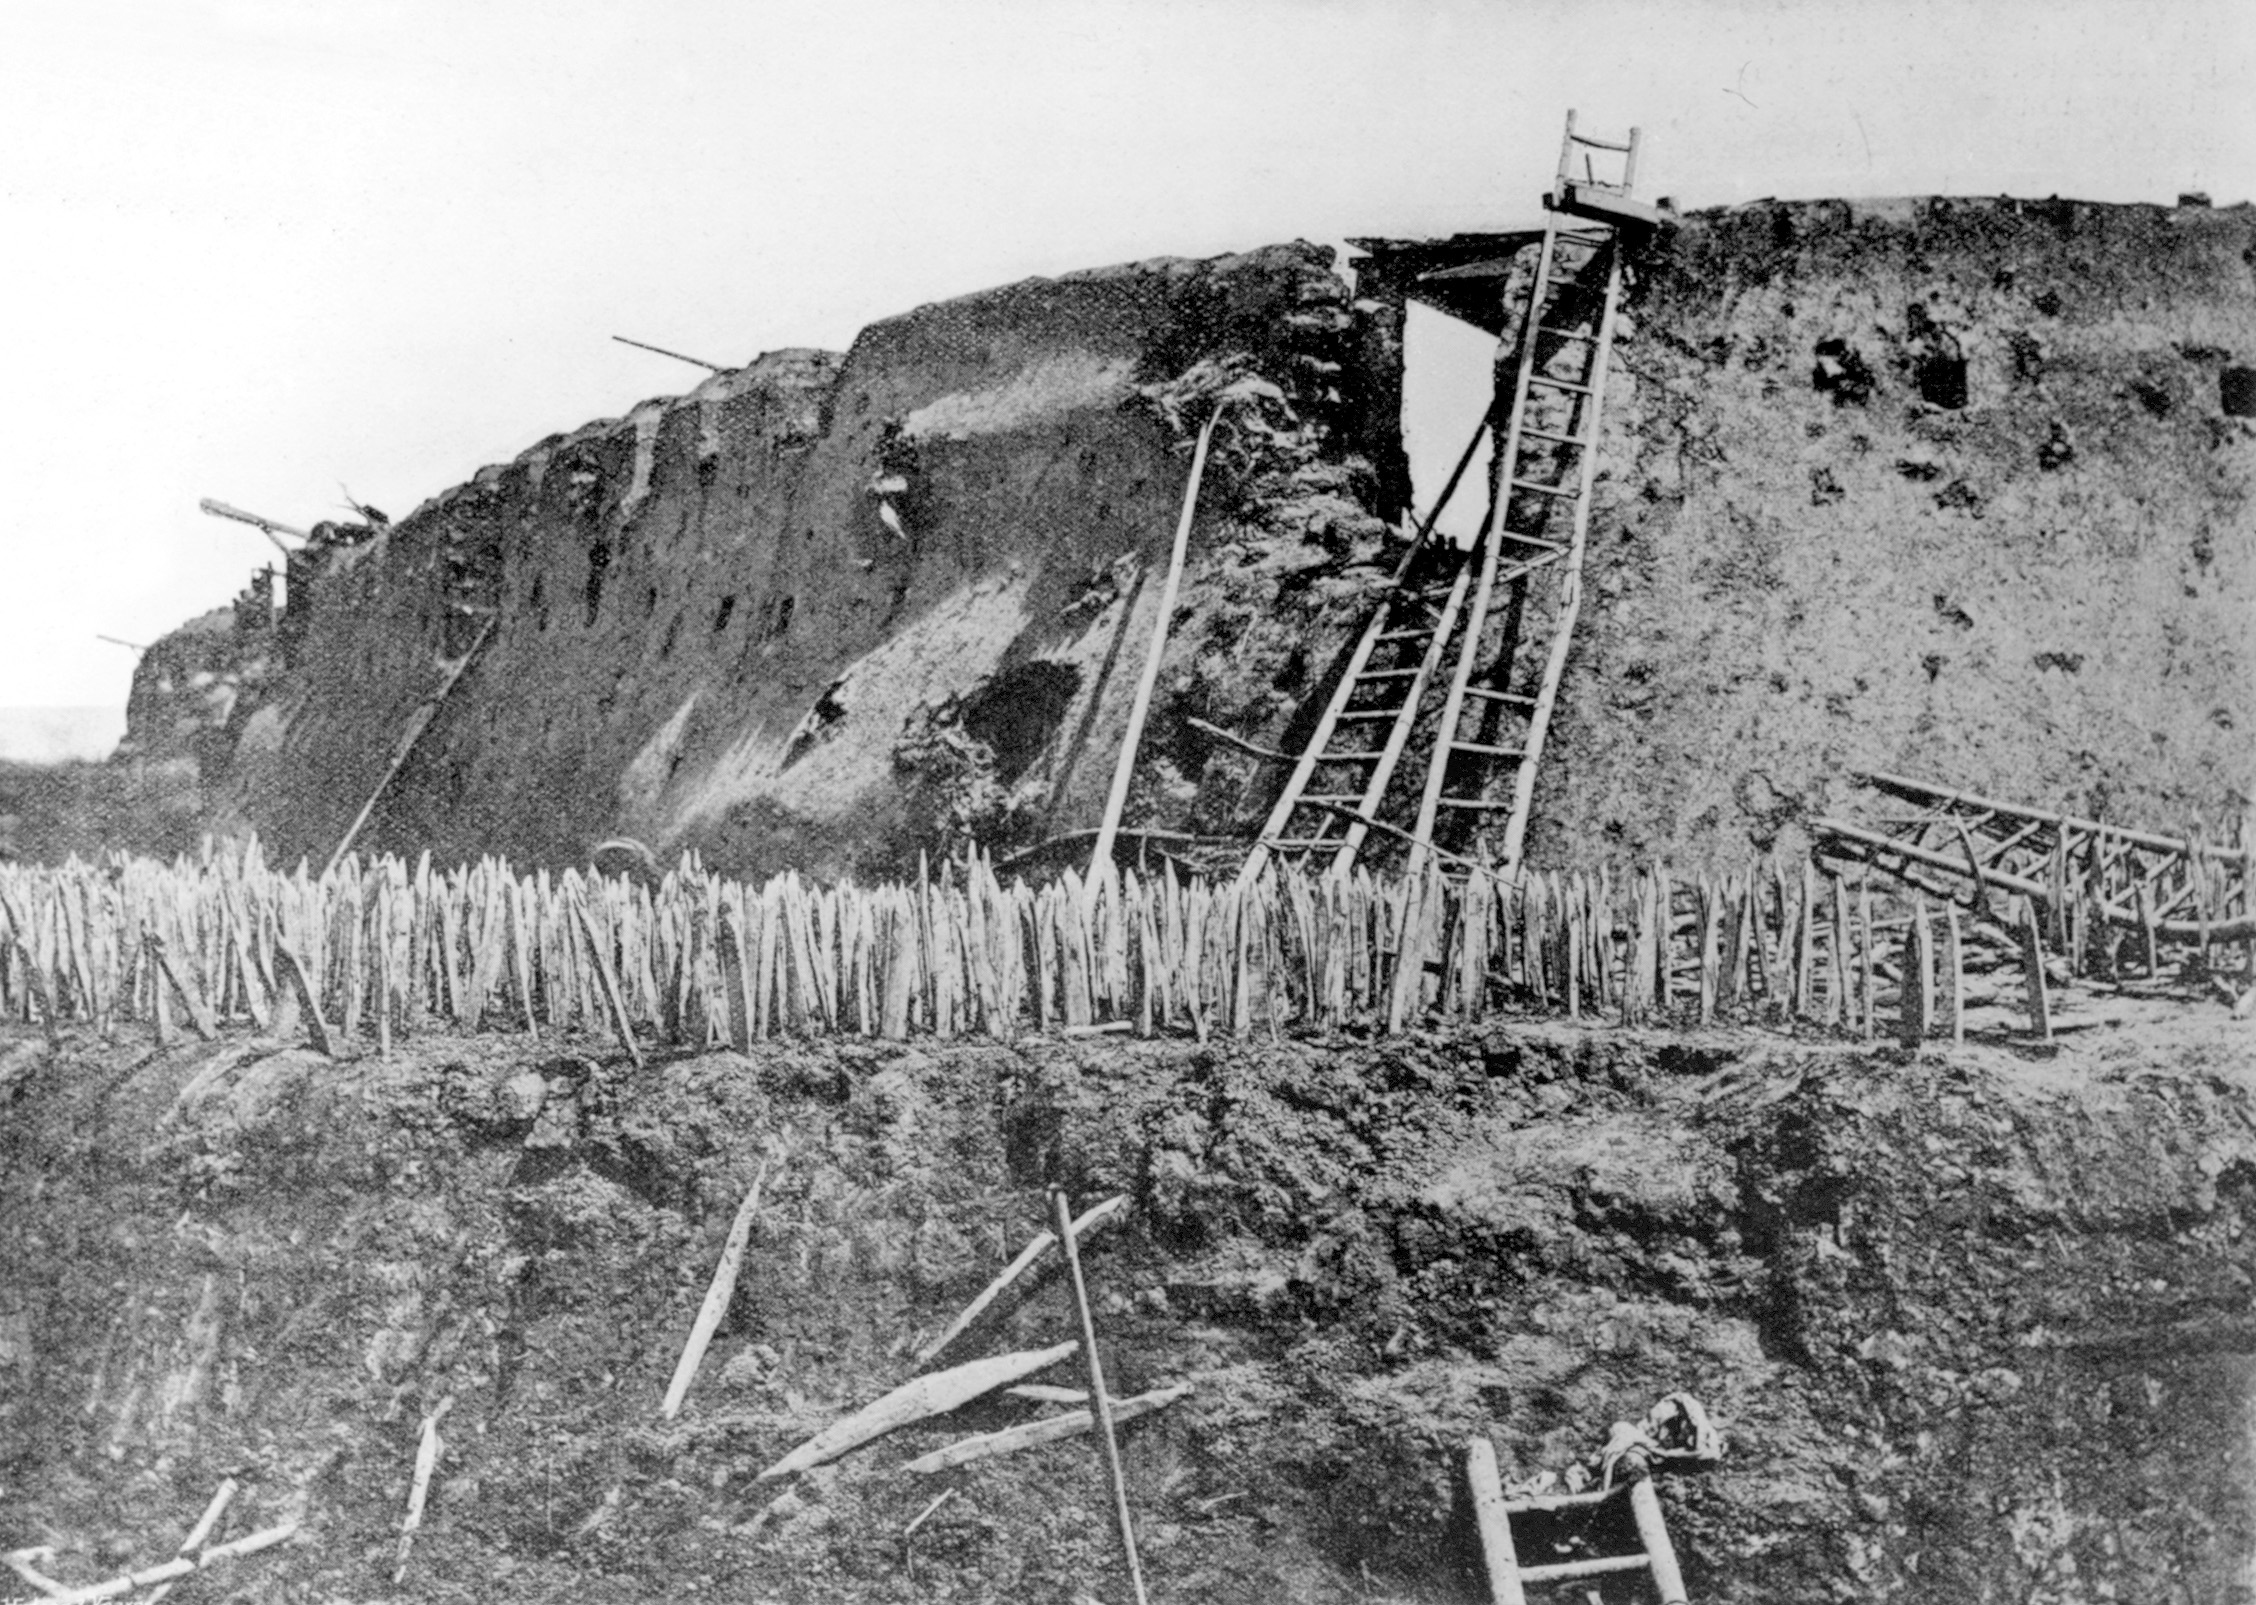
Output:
2220 367 2256 417
961 661 1084 782
713 595 736 633
1917 353 1968 410
584 541 611 627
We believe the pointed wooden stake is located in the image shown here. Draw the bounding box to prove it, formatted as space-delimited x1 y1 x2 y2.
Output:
1052 1187 1149 1605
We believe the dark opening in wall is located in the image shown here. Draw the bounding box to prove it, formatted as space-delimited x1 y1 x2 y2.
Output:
2222 366 2256 417
960 660 1084 782
1917 353 1968 410
713 595 736 633
584 540 611 626
1811 338 1874 406
764 595 795 641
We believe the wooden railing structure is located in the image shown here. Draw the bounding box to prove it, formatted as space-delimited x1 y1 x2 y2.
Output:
1 832 2239 1054
1814 772 2253 951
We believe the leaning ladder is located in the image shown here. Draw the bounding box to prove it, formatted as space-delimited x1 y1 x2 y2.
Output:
1404 111 1651 877
1240 112 1655 887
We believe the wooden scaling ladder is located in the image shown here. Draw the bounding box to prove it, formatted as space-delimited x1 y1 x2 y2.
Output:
1404 111 1653 879
1236 412 1495 887
1467 1440 1690 1605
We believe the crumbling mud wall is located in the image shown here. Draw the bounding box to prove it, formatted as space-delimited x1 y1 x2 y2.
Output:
2 1019 2249 1603
142 198 2254 878
212 246 1396 878
1546 196 2256 865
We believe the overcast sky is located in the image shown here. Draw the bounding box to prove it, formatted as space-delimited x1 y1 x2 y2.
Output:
2 0 2248 732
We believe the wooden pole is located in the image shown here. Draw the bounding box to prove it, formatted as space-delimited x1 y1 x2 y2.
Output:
611 334 728 372
198 498 307 557
1465 1437 1528 1605
324 617 497 878
1050 1187 1149 1605
1627 1480 1689 1605
1088 402 1227 893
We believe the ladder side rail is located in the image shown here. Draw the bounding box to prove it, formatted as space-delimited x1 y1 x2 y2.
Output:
1328 551 1479 877
1237 412 1492 888
1404 221 1571 873
1495 239 1628 871
1237 588 1405 888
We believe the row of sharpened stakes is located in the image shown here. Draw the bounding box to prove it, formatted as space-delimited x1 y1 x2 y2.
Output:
0 841 2188 1053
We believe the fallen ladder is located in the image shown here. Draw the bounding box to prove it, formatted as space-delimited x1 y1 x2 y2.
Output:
1242 111 1654 887
1467 1439 1688 1605
1814 771 2254 948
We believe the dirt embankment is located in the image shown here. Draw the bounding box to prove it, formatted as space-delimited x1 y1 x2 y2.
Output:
4 1016 2250 1603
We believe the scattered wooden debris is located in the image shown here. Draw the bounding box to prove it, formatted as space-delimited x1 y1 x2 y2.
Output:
143 1477 238 1605
35 1521 297 1605
902 1487 956 1541
661 1160 771 1419
394 1394 454 1583
755 1342 1078 1483
3 1546 68 1598
903 1384 1193 1475
915 1195 1128 1369
1004 1384 1089 1405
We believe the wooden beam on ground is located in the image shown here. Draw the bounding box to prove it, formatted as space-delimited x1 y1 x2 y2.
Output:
902 1383 1191 1475
754 1342 1079 1482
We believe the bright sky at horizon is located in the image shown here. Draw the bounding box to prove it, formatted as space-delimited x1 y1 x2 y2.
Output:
2 0 2249 712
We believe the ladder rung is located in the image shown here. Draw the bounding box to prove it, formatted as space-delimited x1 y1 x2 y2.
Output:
1376 628 1431 642
1497 532 1566 552
1318 749 1388 762
1533 326 1598 344
1518 1554 1651 1584
1450 741 1525 759
1438 796 1516 810
1550 228 1610 245
1335 708 1403 721
1357 668 1424 681
1568 132 1634 152
1267 837 1339 849
1298 794 1367 805
1529 374 1595 396
1520 424 1589 446
1463 688 1536 707
1509 478 1581 500
1501 1490 1616 1514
